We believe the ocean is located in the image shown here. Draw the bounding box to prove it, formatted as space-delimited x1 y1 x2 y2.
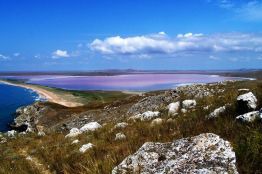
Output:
0 83 39 132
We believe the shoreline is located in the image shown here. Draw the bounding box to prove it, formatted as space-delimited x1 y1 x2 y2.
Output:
0 80 84 107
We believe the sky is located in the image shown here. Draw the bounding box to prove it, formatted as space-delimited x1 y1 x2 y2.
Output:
0 0 262 71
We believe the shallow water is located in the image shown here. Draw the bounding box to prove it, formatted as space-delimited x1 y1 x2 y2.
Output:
7 74 243 91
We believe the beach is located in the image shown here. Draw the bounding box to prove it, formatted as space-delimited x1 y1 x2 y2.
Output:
0 80 84 107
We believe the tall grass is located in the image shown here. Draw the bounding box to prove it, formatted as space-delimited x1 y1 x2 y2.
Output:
0 80 261 174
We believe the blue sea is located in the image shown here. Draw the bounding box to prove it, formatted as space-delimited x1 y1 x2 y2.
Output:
0 83 39 132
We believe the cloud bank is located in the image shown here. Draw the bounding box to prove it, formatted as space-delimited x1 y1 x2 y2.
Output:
90 32 262 56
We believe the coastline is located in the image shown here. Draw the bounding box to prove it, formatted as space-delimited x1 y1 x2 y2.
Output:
0 80 84 107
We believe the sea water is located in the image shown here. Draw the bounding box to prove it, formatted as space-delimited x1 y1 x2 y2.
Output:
0 83 39 132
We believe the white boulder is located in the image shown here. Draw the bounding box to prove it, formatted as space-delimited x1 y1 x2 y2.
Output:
236 111 261 122
167 102 180 116
112 133 238 174
115 133 126 141
114 122 128 129
79 143 93 153
65 128 81 138
131 111 160 121
181 108 187 113
37 131 46 136
207 106 226 119
80 122 102 132
237 92 257 111
182 100 196 109
7 130 16 137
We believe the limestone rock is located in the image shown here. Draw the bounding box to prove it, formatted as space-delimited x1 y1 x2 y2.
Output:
79 143 93 153
65 128 81 138
112 133 238 174
207 106 226 119
130 111 160 121
182 100 196 109
71 139 80 144
237 92 257 114
114 122 128 129
167 102 180 116
115 133 126 141
7 130 16 137
128 93 177 115
236 111 261 122
80 122 102 132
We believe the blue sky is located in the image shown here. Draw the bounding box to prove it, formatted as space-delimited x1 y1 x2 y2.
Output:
0 0 262 71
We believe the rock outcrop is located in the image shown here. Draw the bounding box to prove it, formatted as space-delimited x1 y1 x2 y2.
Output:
80 122 102 132
207 106 226 119
112 133 238 174
130 111 160 121
128 91 179 115
114 122 128 129
65 122 102 138
182 99 196 109
167 102 180 116
79 143 93 153
237 92 257 114
236 111 261 122
11 102 50 132
115 133 126 141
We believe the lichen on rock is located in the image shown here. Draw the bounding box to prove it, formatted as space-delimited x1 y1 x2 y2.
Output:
112 133 238 174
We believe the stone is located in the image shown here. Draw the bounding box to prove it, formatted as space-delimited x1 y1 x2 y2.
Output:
37 131 46 136
72 139 80 144
115 133 126 141
114 122 128 129
182 100 196 109
181 108 187 113
7 130 16 137
236 111 261 122
130 111 160 121
207 106 226 119
128 94 174 115
112 133 238 174
237 92 257 114
80 122 102 132
65 128 81 138
79 143 93 153
167 102 180 116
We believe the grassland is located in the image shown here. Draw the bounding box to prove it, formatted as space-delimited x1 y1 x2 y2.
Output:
0 79 261 174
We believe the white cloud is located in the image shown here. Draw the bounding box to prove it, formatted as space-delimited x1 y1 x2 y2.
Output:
209 0 262 21
0 54 9 60
52 49 70 58
236 1 262 21
90 32 262 56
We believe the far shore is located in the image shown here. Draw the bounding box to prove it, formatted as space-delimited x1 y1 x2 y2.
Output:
0 80 84 107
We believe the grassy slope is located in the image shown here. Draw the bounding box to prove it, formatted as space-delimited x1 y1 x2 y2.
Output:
0 80 262 174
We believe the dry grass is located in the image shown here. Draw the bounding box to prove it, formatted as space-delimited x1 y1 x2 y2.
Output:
0 80 262 174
